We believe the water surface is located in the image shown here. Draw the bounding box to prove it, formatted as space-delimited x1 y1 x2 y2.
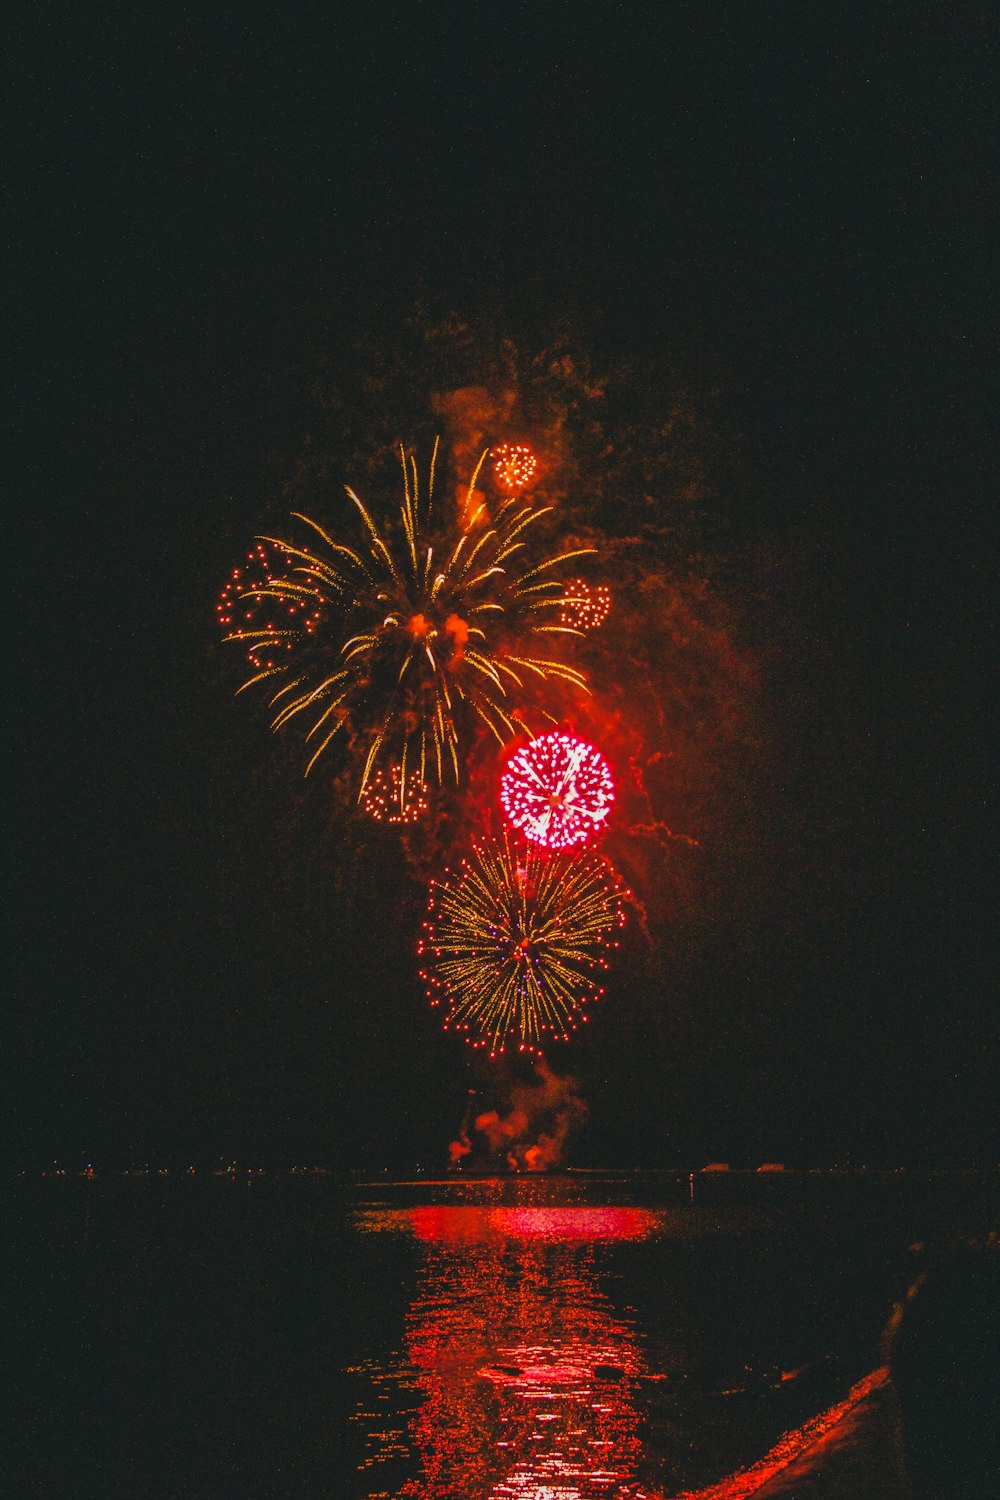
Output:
11 1170 997 1497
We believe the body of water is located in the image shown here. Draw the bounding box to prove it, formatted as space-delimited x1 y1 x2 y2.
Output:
10 1170 998 1497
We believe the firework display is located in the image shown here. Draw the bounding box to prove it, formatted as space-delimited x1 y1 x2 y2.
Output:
216 541 323 670
418 833 629 1055
559 578 611 631
360 763 430 824
492 443 537 493
219 432 637 1072
500 731 615 850
222 443 593 798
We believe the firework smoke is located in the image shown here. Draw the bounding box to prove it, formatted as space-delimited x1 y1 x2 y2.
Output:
448 1057 589 1172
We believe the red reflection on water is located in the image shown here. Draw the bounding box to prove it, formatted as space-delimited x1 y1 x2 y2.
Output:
407 1204 660 1244
390 1212 658 1498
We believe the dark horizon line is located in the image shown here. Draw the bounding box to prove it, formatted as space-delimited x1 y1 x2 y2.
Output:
15 1160 1000 1178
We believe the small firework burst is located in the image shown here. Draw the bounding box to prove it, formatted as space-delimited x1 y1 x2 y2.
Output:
222 442 593 797
418 832 629 1056
359 762 429 824
216 542 323 670
500 730 615 850
559 579 611 631
491 442 537 494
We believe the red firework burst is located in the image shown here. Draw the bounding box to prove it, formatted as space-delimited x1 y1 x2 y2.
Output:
500 730 615 850
359 763 429 823
560 578 611 631
491 442 537 493
216 541 322 670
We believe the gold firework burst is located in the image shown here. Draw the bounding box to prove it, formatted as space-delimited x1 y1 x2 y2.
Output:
418 832 629 1055
223 442 594 801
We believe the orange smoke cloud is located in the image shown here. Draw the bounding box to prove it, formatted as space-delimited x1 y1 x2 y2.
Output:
523 1134 561 1172
444 613 469 662
431 384 515 510
452 1060 589 1172
448 1135 472 1165
474 1108 530 1151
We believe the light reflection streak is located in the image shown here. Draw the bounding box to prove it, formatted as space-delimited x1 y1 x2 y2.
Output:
348 1195 901 1499
355 1202 660 1498
406 1205 662 1243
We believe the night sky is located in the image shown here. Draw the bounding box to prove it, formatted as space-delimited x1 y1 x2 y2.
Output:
10 6 995 1171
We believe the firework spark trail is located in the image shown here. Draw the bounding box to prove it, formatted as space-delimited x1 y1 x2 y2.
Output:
222 444 595 801
419 832 629 1056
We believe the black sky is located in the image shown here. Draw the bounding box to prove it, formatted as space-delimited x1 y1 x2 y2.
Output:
9 5 995 1169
